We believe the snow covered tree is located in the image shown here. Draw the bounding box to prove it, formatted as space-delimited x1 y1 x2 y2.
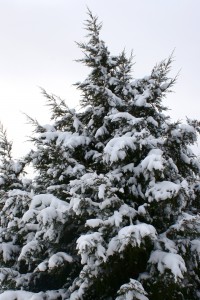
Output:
0 123 25 194
0 124 33 294
0 10 200 300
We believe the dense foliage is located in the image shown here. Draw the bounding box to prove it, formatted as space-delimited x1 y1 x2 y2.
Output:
0 10 200 300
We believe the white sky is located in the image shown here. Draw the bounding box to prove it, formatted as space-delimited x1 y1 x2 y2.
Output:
0 0 200 157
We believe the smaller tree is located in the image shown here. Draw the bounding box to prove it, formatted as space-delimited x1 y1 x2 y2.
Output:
0 123 25 194
0 124 33 292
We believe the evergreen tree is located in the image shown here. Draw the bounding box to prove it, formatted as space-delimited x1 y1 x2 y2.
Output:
0 124 32 294
0 123 25 194
0 10 200 300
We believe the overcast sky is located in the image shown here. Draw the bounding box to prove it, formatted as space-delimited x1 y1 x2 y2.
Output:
0 0 200 157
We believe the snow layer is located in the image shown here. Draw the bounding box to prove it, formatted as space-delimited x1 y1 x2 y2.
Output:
116 279 149 300
141 149 164 173
0 290 65 300
191 239 200 255
39 131 91 149
149 250 187 281
103 136 136 163
146 181 180 202
107 223 157 256
76 232 106 265
0 291 43 300
49 252 73 269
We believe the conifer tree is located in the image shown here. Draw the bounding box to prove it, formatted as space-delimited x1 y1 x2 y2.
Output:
0 123 25 193
0 10 200 300
0 124 32 294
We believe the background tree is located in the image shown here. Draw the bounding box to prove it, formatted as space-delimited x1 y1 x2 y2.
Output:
0 123 25 194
